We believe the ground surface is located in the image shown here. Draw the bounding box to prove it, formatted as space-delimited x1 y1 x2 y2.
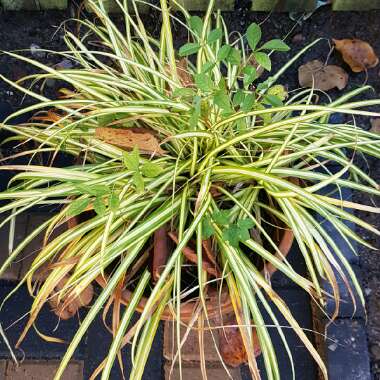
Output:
0 3 379 379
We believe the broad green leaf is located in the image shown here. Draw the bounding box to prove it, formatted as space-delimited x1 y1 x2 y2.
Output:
141 162 164 178
217 44 232 61
207 28 223 44
213 90 231 111
189 16 203 36
74 183 110 197
243 65 257 86
66 198 91 217
241 93 255 112
253 52 271 71
233 89 245 106
194 73 214 92
93 197 106 216
179 42 201 57
237 218 255 230
246 23 262 51
123 146 140 172
132 172 144 193
260 39 290 52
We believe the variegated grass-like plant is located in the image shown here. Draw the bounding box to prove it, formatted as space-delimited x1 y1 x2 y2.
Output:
0 0 380 379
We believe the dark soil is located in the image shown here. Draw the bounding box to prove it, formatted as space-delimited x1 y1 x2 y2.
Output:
0 4 379 378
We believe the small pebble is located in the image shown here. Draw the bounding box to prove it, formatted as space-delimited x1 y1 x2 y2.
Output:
365 287 372 296
328 341 338 351
292 33 305 43
30 43 45 59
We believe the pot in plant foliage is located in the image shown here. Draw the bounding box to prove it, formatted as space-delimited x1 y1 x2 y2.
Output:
0 0 380 379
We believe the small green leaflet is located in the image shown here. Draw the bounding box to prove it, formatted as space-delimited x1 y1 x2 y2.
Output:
202 217 215 239
207 28 222 44
213 90 231 111
217 44 232 61
133 172 144 193
74 183 110 197
226 48 241 66
93 197 106 216
241 93 255 113
259 39 290 52
179 42 201 57
246 23 262 51
108 192 120 212
67 198 91 217
264 94 283 107
141 161 164 178
201 62 215 73
195 73 214 92
123 146 140 171
189 16 203 36
253 52 271 71
233 89 245 106
213 210 230 225
243 65 257 87
172 87 195 98
223 219 255 248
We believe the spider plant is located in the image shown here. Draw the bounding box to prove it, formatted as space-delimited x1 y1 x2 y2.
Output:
0 0 379 379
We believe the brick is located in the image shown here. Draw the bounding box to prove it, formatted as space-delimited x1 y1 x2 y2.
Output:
4 360 83 380
164 363 241 380
170 0 234 11
1 0 67 10
251 0 316 12
164 320 221 362
332 0 380 11
324 318 371 380
0 214 28 281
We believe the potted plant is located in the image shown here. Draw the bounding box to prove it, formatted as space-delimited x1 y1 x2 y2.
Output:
0 0 379 379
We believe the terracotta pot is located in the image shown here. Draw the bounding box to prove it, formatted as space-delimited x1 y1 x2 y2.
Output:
69 214 294 364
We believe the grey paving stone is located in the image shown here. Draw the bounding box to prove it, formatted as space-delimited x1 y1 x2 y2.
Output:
324 318 371 380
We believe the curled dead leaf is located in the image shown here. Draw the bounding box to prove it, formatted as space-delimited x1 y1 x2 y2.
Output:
334 39 379 73
176 58 194 87
49 276 93 320
298 60 348 91
370 119 380 134
95 127 165 155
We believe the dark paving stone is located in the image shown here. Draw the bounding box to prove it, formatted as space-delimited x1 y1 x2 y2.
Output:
240 288 317 380
322 264 366 319
84 308 164 379
324 318 371 380
0 283 86 360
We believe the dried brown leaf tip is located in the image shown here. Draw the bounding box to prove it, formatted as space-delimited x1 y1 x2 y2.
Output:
370 119 380 134
298 60 348 91
95 127 165 155
49 276 93 320
333 39 379 73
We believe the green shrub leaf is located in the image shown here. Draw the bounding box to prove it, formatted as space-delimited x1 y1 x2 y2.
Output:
67 198 91 217
123 146 140 172
260 39 290 52
93 197 107 216
207 28 223 44
141 162 164 178
246 23 262 51
179 42 201 57
253 52 271 71
195 73 214 92
189 16 203 36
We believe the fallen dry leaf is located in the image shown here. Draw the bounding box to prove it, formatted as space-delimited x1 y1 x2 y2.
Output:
176 58 194 87
298 60 348 91
152 226 170 283
370 119 380 134
95 127 165 155
49 276 93 320
334 39 379 73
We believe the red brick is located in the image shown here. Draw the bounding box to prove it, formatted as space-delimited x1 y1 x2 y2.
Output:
164 363 242 380
4 360 83 380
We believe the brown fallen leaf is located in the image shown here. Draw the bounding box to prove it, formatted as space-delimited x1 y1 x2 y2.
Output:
334 39 379 73
298 60 348 91
95 127 165 155
370 119 380 134
49 276 93 320
152 226 170 283
176 58 194 87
